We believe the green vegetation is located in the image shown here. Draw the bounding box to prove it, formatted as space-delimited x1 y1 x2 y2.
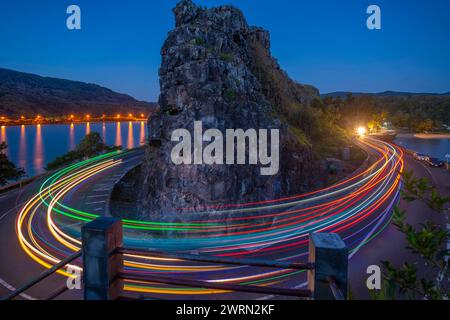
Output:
194 37 205 46
323 94 450 133
219 52 234 63
371 170 449 300
249 40 348 159
224 89 237 101
46 132 120 171
0 142 25 185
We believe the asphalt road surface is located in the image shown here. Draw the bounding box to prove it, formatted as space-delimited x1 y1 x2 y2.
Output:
0 138 447 300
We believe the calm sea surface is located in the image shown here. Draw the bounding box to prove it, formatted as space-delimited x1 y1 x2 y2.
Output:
394 134 450 160
0 122 148 177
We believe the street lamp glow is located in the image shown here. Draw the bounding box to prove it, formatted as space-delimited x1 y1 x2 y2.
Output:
357 127 367 136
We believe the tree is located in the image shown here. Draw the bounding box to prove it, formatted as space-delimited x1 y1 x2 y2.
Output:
372 170 449 300
46 132 120 170
0 142 25 185
76 132 111 158
415 118 434 133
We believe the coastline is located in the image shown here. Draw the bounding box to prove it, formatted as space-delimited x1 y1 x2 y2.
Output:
0 119 148 128
397 133 450 139
413 133 450 139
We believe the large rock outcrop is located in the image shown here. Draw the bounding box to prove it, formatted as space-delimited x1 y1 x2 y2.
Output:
112 0 320 220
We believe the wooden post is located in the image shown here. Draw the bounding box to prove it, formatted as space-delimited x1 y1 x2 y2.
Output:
308 233 348 300
82 217 123 300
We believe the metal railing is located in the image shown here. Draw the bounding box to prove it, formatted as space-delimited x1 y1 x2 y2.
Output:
82 218 348 300
1 251 81 301
119 247 314 270
1 217 348 301
120 272 312 298
117 247 314 299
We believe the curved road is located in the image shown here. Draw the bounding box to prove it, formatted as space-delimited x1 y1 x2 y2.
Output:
0 137 438 300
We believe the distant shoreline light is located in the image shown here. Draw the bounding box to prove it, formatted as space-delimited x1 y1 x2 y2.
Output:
0 114 150 127
0 118 148 128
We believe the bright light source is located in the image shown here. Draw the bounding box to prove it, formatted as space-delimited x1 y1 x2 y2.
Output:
357 127 367 136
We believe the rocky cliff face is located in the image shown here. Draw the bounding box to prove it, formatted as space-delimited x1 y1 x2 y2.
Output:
112 0 320 220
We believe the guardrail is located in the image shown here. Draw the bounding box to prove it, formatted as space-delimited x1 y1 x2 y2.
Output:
0 174 45 195
82 218 348 300
1 251 82 300
2 217 348 300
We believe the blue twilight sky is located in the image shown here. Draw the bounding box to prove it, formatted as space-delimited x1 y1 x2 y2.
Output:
0 0 449 102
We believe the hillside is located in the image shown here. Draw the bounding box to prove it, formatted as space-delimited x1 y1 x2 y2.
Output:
322 91 450 98
0 68 157 117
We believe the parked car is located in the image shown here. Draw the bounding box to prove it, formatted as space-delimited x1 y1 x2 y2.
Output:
426 158 444 168
413 153 429 161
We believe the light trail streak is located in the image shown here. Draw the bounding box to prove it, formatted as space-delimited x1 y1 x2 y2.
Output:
14 137 404 297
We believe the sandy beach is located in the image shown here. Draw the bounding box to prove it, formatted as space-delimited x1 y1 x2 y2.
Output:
396 133 450 139
414 133 450 139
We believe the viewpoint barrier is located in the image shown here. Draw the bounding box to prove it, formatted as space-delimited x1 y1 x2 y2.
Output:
2 217 348 300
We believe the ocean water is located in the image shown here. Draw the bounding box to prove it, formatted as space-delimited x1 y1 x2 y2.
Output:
394 134 450 160
0 122 148 177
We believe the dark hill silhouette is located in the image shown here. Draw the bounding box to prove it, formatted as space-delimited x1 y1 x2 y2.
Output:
0 68 157 117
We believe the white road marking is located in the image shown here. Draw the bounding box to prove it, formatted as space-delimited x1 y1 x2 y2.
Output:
0 206 18 222
93 207 104 212
62 222 83 229
0 277 36 300
85 200 106 205
87 194 109 198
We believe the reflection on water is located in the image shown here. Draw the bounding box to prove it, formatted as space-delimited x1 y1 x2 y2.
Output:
102 123 107 141
34 124 44 173
115 122 122 147
69 123 75 150
140 121 146 146
127 122 134 149
1 126 7 157
0 122 148 178
19 125 26 169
